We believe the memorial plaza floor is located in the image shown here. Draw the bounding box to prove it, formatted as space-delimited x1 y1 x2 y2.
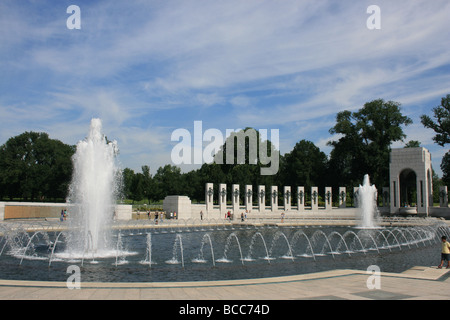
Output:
0 266 449 300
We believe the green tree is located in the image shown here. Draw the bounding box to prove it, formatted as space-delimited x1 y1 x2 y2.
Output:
214 127 280 178
328 99 412 189
0 132 75 201
440 152 450 186
121 168 135 200
140 165 153 201
404 140 421 148
420 94 450 183
180 169 203 202
279 140 328 190
152 164 182 200
420 94 450 146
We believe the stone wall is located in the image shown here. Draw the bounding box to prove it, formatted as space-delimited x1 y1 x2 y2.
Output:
0 202 132 220
1 202 68 219
163 196 193 219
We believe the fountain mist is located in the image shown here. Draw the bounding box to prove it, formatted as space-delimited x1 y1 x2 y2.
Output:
66 118 120 256
357 174 378 229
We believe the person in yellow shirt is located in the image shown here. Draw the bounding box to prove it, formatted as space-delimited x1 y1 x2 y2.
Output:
438 236 450 269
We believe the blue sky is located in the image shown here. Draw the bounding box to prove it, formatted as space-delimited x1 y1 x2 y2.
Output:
1 0 450 178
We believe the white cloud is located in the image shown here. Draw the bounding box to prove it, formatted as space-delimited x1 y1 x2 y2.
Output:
195 93 225 107
1 0 450 173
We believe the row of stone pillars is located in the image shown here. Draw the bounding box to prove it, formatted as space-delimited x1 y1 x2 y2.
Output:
205 183 355 213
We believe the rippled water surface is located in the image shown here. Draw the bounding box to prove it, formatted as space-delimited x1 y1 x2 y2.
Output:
0 223 448 282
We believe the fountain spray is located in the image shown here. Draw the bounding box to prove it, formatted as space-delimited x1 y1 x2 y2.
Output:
66 118 120 256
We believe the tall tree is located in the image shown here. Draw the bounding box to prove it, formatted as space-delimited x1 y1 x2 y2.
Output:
328 99 412 189
420 94 450 183
0 132 75 200
420 94 450 146
152 164 183 200
279 140 328 190
121 168 135 200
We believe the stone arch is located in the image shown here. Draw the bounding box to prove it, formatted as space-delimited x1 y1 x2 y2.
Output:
389 148 433 215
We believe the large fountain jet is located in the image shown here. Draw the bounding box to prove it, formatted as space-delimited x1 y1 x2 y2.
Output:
67 118 120 255
357 174 379 228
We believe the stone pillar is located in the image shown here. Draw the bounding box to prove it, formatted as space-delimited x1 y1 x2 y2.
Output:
258 185 266 213
354 187 359 208
311 187 318 211
219 183 227 214
338 187 346 208
284 186 291 211
232 184 240 216
325 187 332 211
440 186 448 207
416 176 423 210
271 186 278 212
205 183 214 213
0 202 4 220
382 187 389 207
245 185 253 212
297 187 305 212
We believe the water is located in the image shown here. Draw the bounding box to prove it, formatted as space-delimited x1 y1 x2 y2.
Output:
1 222 448 282
357 174 379 229
65 118 121 257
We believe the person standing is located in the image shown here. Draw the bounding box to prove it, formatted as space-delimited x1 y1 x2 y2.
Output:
438 236 450 269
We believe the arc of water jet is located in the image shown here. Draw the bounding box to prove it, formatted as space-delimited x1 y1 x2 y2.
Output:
404 228 422 247
246 232 271 264
312 230 335 259
291 230 316 261
418 226 436 245
196 233 216 267
374 230 392 252
20 232 42 265
269 231 294 261
392 228 410 249
357 230 380 254
220 233 244 265
343 230 367 255
329 231 351 257
167 234 185 268
0 237 9 257
49 231 65 267
382 229 402 250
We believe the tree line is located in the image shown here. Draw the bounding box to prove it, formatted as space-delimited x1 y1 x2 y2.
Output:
1 96 449 203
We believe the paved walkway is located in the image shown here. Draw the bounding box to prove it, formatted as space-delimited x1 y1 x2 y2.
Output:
0 266 449 300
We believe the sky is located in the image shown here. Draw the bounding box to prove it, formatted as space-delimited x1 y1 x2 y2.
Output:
1 0 450 179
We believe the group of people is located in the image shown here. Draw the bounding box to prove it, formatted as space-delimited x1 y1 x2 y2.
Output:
145 211 177 223
222 210 250 221
60 209 67 221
